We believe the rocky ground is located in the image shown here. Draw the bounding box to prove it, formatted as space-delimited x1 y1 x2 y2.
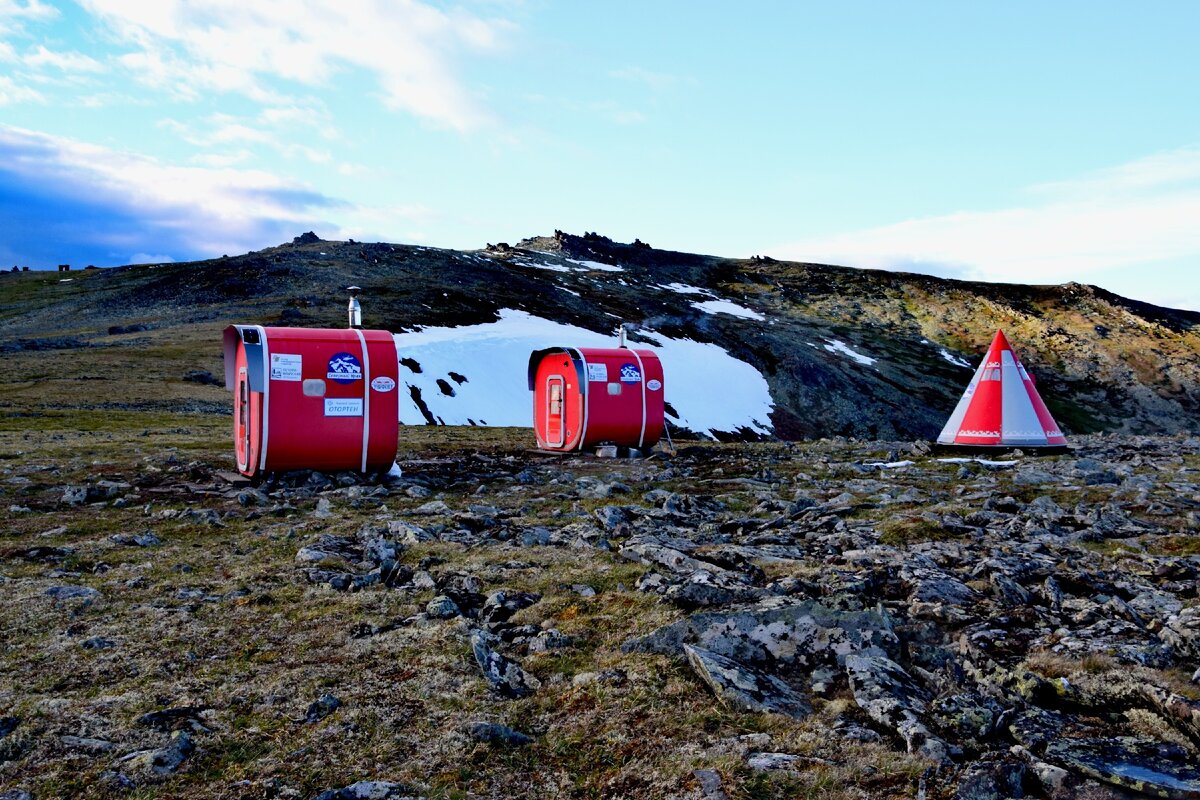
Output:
2 415 1200 799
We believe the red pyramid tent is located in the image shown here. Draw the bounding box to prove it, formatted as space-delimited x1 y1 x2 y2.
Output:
937 329 1067 449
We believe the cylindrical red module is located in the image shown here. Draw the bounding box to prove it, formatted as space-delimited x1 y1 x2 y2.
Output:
528 347 664 451
223 325 400 477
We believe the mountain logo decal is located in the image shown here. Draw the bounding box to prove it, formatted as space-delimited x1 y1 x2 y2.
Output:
327 352 363 384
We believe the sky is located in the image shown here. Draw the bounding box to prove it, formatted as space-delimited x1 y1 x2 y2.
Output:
1 1 1199 311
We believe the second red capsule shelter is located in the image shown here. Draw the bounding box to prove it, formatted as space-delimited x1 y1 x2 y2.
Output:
528 346 665 452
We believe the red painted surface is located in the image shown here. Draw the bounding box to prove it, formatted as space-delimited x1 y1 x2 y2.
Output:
223 326 399 477
956 348 1004 446
529 347 665 451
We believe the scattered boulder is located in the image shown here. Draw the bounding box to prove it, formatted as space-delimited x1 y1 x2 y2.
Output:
683 644 812 718
305 694 342 724
465 721 534 747
313 781 421 800
1043 736 1200 798
844 653 950 763
122 730 195 777
623 597 898 670
136 706 209 733
470 631 540 699
111 532 161 547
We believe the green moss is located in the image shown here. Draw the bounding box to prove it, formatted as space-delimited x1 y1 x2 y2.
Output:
1042 396 1107 434
1145 535 1200 557
877 516 958 546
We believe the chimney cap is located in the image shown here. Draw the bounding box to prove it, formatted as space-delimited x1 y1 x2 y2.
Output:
346 285 362 295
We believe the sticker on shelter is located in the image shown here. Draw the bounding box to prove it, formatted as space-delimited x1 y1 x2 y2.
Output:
327 353 363 383
270 353 302 381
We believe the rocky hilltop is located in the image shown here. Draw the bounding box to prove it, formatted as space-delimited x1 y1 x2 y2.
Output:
1 230 1198 439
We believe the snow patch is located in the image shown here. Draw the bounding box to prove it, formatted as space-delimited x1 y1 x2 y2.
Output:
658 282 713 296
566 258 623 273
391 308 773 438
511 258 572 274
864 460 915 469
939 348 972 369
937 458 1020 467
690 299 765 321
823 339 877 366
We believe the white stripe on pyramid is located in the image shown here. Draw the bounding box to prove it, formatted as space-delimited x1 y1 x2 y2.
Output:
999 350 1050 445
936 357 988 444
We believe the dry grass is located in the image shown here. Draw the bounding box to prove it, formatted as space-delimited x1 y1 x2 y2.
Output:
0 415 936 799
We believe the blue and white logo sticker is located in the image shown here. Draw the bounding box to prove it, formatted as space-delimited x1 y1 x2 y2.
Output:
647 379 662 391
371 376 396 393
327 352 363 384
620 363 642 383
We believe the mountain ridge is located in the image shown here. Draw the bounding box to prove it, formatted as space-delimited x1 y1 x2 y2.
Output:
1 230 1197 440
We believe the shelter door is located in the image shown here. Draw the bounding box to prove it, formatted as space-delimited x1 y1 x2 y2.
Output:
236 372 252 472
546 376 565 447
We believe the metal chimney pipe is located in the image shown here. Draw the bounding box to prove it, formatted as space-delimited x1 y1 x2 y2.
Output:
347 286 362 329
616 323 627 348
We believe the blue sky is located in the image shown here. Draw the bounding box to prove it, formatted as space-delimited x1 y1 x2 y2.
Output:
1 1 1198 310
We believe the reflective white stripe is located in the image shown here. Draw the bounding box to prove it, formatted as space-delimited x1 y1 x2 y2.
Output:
937 353 986 444
999 350 1045 445
576 350 590 451
256 325 270 472
626 347 647 448
353 328 371 472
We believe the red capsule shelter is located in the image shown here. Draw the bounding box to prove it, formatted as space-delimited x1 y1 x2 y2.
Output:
223 325 400 477
528 347 665 451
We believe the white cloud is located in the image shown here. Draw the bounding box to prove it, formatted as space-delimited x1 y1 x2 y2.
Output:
129 252 176 264
0 124 350 257
191 149 254 168
610 65 680 91
23 44 105 72
159 112 334 163
80 0 514 131
0 74 43 104
775 146 1200 296
0 0 58 32
257 104 339 139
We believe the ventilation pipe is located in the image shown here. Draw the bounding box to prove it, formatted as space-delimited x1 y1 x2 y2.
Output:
347 286 362 329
